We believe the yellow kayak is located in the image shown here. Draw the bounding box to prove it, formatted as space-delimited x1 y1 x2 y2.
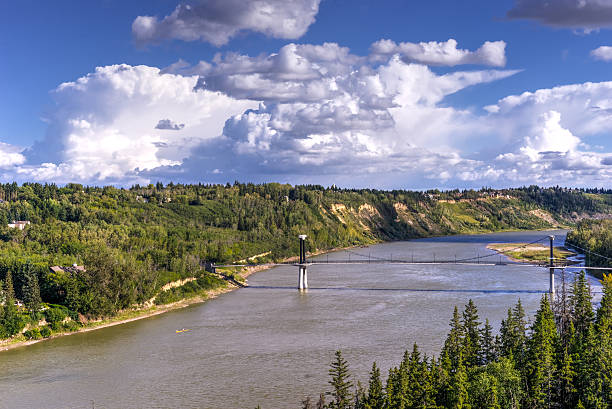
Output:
176 328 191 333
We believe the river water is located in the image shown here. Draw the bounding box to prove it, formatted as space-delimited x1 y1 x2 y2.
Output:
0 230 603 409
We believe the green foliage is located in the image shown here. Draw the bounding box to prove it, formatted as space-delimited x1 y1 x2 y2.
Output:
328 350 353 409
364 362 384 409
1 272 24 337
300 276 611 409
40 326 51 338
23 328 42 340
566 219 612 276
62 320 81 332
22 262 42 314
44 305 68 330
0 183 608 339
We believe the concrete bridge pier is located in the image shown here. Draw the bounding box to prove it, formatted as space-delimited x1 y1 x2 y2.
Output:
549 235 555 301
298 235 308 290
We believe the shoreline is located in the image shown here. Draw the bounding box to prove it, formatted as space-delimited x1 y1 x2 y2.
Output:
0 231 570 352
0 244 359 352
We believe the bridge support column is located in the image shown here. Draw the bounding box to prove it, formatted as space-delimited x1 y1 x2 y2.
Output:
549 235 555 301
298 235 308 291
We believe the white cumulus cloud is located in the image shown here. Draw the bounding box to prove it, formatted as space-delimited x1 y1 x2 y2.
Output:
133 0 321 46
370 39 507 67
0 142 25 168
591 46 612 61
19 64 255 184
4 39 612 188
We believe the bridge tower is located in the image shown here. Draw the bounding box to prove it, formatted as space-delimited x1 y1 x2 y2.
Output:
549 235 555 300
298 235 308 290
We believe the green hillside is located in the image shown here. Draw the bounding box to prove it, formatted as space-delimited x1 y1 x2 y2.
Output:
0 183 610 340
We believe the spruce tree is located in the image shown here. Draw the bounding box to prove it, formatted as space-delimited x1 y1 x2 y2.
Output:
365 362 384 409
328 350 353 409
385 367 401 409
406 343 424 407
447 358 469 409
526 295 558 408
462 299 481 368
595 274 612 407
499 299 528 370
481 319 497 365
571 271 594 338
512 299 528 366
4 270 14 300
570 271 601 408
442 306 464 371
22 266 42 315
1 272 21 337
354 381 366 409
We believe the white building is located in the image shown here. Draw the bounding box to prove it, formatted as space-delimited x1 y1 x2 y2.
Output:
7 220 30 230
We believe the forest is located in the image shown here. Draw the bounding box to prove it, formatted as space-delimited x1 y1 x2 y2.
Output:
0 182 610 340
566 219 612 273
298 272 612 409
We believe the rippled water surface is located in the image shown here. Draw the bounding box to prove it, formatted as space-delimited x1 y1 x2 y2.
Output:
0 230 602 408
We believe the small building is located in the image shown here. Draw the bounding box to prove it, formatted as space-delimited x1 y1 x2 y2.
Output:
7 220 30 230
50 264 86 274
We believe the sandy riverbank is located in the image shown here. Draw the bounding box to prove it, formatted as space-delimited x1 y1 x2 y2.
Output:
486 243 575 264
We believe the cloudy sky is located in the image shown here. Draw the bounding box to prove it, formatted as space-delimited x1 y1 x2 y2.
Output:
1 0 612 189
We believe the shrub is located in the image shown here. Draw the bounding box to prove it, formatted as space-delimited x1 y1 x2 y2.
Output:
44 306 67 325
23 328 42 340
40 326 52 338
62 320 81 332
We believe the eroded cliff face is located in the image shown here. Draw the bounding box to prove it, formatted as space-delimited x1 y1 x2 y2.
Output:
319 195 574 242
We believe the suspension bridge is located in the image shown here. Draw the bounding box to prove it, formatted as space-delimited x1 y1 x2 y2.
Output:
207 235 612 295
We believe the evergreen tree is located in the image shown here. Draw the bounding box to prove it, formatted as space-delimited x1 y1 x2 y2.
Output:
570 271 601 408
467 367 501 409
328 350 353 409
365 362 384 409
22 264 42 314
557 338 577 409
571 271 594 338
406 344 425 408
595 274 612 407
442 306 464 371
354 381 366 409
1 272 21 337
462 299 481 368
385 368 401 409
4 270 14 300
447 359 469 409
499 299 528 369
481 319 497 365
526 295 558 408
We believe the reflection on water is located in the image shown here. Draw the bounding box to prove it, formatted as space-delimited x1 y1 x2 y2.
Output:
0 230 602 409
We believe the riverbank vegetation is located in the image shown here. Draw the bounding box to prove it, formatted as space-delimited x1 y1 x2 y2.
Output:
566 219 612 272
298 272 611 409
0 183 609 341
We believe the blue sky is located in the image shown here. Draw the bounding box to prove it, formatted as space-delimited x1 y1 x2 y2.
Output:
1 0 612 188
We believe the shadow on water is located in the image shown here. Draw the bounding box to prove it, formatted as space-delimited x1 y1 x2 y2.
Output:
245 285 549 294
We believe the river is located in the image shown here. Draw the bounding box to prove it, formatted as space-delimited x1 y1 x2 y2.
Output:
0 230 603 409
